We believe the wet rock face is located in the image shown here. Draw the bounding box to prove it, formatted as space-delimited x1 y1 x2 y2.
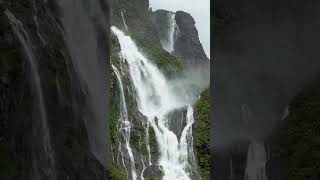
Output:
142 164 164 180
0 0 109 179
167 109 187 139
174 11 209 65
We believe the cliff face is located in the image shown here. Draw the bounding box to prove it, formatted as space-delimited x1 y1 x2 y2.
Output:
152 10 209 65
174 11 209 64
111 0 161 49
0 0 109 179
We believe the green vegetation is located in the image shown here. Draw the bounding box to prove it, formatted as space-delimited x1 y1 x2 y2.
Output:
194 89 210 179
110 110 119 144
149 127 159 163
274 80 320 180
109 158 127 180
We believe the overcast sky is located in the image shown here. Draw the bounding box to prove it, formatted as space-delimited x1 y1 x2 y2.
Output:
149 0 210 58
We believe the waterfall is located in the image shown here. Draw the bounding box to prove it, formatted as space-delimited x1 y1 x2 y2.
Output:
245 140 268 180
121 10 129 32
112 65 138 180
5 10 56 180
33 0 46 45
281 106 290 120
56 0 108 167
111 26 200 180
160 12 179 53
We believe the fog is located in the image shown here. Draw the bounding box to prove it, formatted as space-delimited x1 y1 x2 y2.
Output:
213 0 320 149
169 63 210 105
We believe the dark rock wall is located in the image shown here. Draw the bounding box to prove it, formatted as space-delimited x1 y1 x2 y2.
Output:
0 0 109 179
213 0 320 179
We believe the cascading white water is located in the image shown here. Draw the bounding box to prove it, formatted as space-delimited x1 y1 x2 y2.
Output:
5 10 56 180
160 12 179 53
112 65 138 180
245 140 268 180
144 122 152 166
112 26 200 180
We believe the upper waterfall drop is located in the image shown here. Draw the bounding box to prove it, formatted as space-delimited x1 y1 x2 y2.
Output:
160 12 179 54
121 10 129 32
111 26 200 180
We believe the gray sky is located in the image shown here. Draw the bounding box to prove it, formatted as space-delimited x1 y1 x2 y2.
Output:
149 0 210 58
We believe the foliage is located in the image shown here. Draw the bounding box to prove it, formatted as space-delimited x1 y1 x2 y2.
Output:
110 110 118 144
275 79 320 180
194 89 210 179
109 158 127 180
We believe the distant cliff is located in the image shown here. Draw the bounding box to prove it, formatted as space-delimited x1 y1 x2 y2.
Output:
152 10 209 65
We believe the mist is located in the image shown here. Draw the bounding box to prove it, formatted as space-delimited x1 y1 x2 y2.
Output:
213 0 320 149
169 63 210 105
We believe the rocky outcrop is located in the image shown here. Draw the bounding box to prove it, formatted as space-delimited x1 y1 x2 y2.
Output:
151 10 209 66
142 165 164 180
174 11 209 65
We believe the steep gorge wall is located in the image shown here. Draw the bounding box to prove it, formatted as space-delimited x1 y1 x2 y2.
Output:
0 0 109 179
